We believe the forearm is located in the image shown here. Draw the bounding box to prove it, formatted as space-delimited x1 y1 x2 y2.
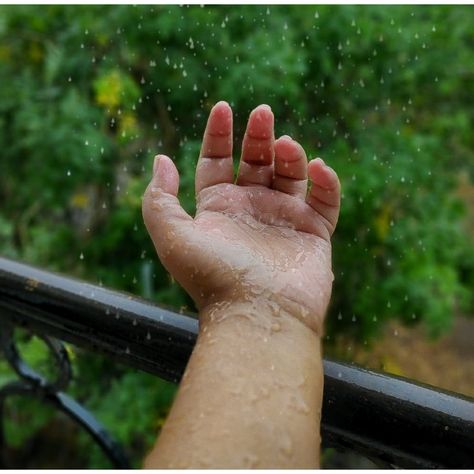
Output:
144 302 323 469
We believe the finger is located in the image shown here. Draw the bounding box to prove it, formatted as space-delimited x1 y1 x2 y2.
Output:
272 135 308 198
306 158 341 235
143 155 193 257
236 104 274 187
195 101 233 195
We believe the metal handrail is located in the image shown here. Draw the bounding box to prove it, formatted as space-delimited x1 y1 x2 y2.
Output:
0 257 473 468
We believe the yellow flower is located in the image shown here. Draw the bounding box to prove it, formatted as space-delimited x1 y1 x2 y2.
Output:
95 70 122 109
71 192 89 209
374 205 391 240
119 111 138 137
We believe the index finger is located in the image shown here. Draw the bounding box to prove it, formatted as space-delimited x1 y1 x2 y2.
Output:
195 101 234 195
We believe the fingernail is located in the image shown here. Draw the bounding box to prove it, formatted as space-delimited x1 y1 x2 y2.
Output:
281 134 292 140
259 104 272 111
153 155 161 176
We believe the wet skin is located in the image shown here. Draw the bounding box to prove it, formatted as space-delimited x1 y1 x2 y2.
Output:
142 102 341 468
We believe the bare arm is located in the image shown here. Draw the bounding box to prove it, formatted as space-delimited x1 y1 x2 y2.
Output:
142 102 340 468
144 303 323 468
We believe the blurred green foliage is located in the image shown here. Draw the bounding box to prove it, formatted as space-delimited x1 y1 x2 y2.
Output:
0 4 473 467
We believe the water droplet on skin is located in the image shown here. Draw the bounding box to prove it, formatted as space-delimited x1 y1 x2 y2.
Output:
242 453 259 468
300 307 309 319
280 434 293 458
290 394 310 414
271 322 281 333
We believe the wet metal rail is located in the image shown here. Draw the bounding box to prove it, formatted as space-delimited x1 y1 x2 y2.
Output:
0 257 473 468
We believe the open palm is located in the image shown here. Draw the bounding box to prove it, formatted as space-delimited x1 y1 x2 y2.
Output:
143 102 340 333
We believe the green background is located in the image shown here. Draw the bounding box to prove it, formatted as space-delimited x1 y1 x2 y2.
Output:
0 5 473 467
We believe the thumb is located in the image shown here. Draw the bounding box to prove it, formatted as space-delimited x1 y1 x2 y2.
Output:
142 155 193 258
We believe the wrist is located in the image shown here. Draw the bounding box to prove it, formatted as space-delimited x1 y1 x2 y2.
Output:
199 295 325 337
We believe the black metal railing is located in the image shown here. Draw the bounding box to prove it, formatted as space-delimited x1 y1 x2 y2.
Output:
0 257 473 468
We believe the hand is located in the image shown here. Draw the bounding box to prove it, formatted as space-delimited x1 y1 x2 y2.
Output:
142 102 340 334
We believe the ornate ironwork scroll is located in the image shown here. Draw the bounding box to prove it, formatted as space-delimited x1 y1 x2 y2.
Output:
0 320 130 468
